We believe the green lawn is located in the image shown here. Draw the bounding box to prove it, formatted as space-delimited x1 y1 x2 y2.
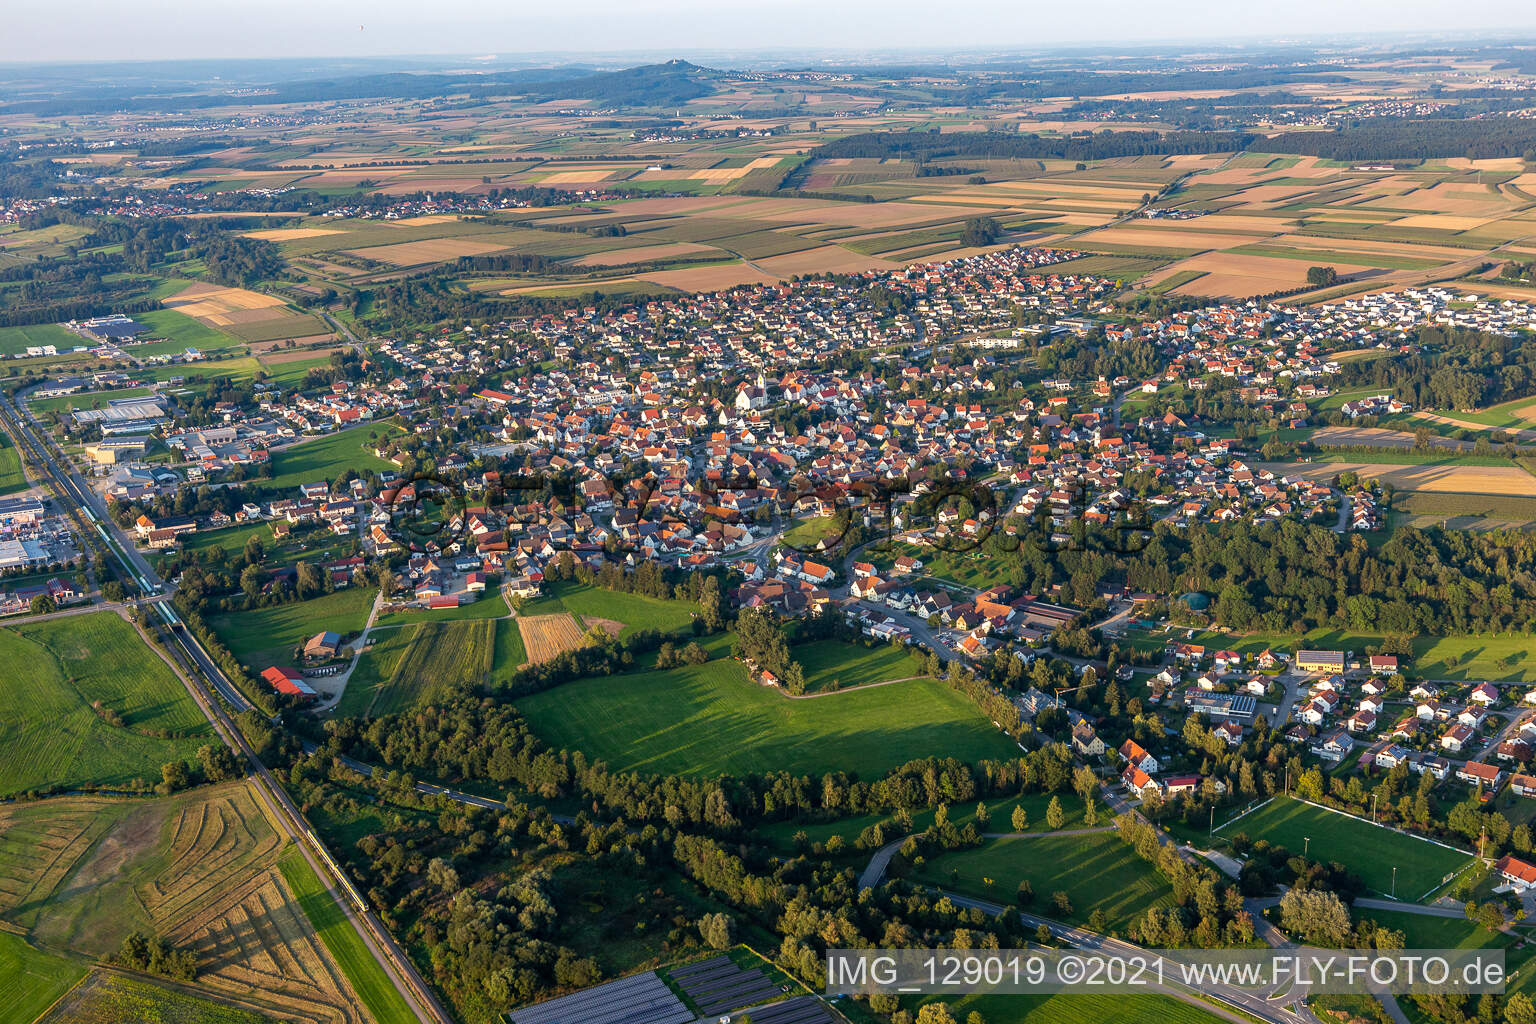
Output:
793 638 923 691
515 580 698 636
266 424 401 492
489 618 527 687
1215 797 1471 898
0 323 82 358
515 658 1017 778
372 620 493 716
0 429 26 495
334 625 417 719
0 931 85 1024
0 612 212 796
913 832 1175 934
208 588 376 669
276 848 418 1024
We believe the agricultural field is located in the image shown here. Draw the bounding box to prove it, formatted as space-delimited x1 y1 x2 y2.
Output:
373 588 509 625
1393 492 1536 531
0 611 212 796
0 930 85 1024
1214 797 1471 898
276 848 419 1024
517 612 590 665
1254 460 1536 497
522 580 700 636
514 658 1017 777
35 970 271 1024
369 619 494 716
0 783 380 1023
0 429 26 494
264 424 402 492
0 323 83 357
208 587 376 671
915 993 1230 1024
911 832 1175 934
161 282 330 344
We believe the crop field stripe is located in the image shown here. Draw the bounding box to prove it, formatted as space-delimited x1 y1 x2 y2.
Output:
276 848 418 1024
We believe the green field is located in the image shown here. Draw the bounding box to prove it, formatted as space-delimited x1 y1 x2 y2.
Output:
912 832 1175 934
373 620 493 716
265 424 401 491
35 969 270 1024
0 429 26 495
0 612 212 796
754 789 1089 851
0 323 84 359
276 849 418 1024
516 580 698 636
208 587 376 669
793 638 922 691
516 658 1016 778
0 930 85 1024
488 618 527 686
916 993 1229 1024
1216 797 1471 898
334 625 417 719
132 308 247 352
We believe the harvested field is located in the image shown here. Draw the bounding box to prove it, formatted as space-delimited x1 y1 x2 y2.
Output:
1167 252 1376 297
1256 461 1536 497
36 969 269 1024
517 612 589 665
1076 226 1276 250
242 228 345 241
163 283 285 317
637 262 777 291
756 245 902 276
347 237 508 265
0 784 372 1024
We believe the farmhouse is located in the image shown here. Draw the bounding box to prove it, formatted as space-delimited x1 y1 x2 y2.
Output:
1071 720 1106 757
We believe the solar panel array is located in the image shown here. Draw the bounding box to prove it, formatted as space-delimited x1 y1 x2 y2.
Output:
509 970 691 1024
739 996 840 1024
670 955 785 1017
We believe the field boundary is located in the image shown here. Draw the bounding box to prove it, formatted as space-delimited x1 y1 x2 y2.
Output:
1210 795 1274 833
1288 795 1476 859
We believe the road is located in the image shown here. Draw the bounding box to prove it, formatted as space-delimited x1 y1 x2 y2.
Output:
0 397 451 1024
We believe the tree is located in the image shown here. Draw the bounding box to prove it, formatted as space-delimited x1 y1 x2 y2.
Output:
1046 796 1066 830
1011 805 1029 831
698 912 735 950
159 760 190 794
1278 887 1351 946
917 1003 959 1024
1072 765 1097 803
974 801 990 830
1306 265 1339 288
1504 993 1536 1024
196 744 238 782
29 593 54 615
959 217 1001 247
243 533 264 566
700 575 723 632
240 563 264 601
295 560 325 599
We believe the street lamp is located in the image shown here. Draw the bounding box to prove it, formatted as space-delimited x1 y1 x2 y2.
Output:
1304 836 1311 859
1392 866 1398 900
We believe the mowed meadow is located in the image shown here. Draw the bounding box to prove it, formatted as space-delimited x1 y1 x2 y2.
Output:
0 611 213 796
513 657 1017 778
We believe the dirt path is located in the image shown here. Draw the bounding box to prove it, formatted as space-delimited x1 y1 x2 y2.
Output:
778 674 932 699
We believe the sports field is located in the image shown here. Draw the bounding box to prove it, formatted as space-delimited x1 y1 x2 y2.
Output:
515 658 1016 777
912 832 1175 933
1216 797 1471 897
0 612 212 796
0 429 26 494
918 993 1229 1024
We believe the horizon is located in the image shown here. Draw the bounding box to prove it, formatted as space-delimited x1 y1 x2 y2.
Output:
3 0 1535 65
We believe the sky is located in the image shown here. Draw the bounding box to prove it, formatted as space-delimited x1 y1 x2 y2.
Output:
1 0 1534 63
